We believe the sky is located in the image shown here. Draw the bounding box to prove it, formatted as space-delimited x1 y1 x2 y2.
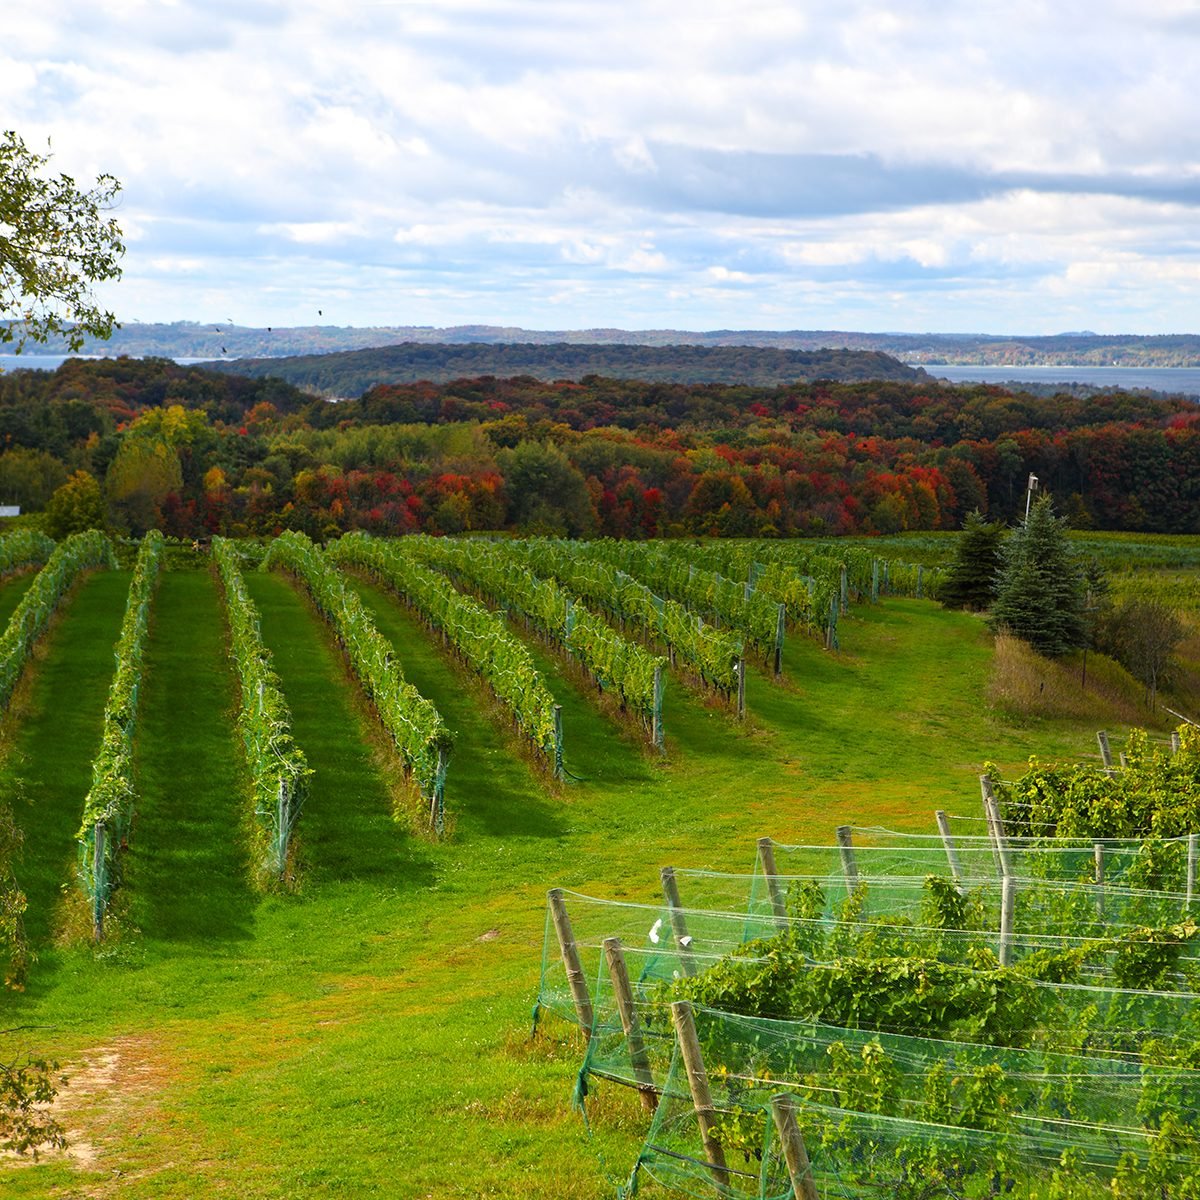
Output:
6 0 1200 336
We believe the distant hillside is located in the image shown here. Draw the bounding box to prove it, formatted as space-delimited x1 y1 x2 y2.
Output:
204 342 926 395
9 319 1200 368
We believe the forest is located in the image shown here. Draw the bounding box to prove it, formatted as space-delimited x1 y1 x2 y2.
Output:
0 355 1195 540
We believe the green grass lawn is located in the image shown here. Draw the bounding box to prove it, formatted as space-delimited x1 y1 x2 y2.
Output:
0 565 1156 1198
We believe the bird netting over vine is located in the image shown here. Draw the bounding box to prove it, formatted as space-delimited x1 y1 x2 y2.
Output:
538 842 1200 1199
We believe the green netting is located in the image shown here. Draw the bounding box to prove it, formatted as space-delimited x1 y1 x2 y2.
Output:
758 830 1196 891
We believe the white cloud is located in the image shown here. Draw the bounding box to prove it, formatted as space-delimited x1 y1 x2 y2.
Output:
6 1 1200 334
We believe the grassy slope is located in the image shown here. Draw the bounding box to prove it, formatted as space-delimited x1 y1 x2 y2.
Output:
1 571 1134 1198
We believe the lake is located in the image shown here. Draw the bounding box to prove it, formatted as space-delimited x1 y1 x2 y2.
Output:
927 364 1200 395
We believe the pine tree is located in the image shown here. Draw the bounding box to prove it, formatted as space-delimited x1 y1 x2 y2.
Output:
989 495 1086 657
939 510 1005 610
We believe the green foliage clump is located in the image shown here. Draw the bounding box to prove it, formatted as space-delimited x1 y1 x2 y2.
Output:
990 496 1087 656
939 509 1005 610
44 470 105 540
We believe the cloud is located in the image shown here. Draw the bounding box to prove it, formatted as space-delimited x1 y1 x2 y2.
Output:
8 1 1200 334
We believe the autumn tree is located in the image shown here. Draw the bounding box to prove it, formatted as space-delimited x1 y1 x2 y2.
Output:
1097 596 1186 708
44 470 105 538
1 130 124 352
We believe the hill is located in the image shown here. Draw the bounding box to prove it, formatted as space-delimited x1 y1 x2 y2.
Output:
205 342 926 394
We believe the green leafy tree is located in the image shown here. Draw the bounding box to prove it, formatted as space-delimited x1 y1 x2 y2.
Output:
44 470 105 538
499 440 596 537
939 509 1005 610
105 433 183 534
1096 596 1186 708
0 448 69 512
1 130 123 352
989 495 1086 657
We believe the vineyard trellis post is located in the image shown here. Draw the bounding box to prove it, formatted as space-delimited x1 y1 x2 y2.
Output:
548 889 593 1040
935 809 965 891
602 937 657 1113
670 1001 729 1188
773 604 785 679
1097 730 1113 769
771 1094 820 1200
91 820 106 943
660 866 696 976
836 825 858 890
1188 834 1198 909
736 656 746 720
651 664 664 753
1093 843 1105 917
999 873 1016 967
757 837 789 929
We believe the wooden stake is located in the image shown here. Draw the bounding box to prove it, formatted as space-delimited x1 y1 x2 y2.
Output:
980 776 1011 879
1173 732 1182 754
651 663 664 752
839 563 848 615
1188 835 1198 910
773 603 786 679
757 837 789 929
999 873 1016 967
736 656 746 720
835 825 858 891
553 704 564 780
771 1094 820 1200
92 821 106 943
660 866 697 976
603 938 657 1113
935 810 964 890
670 1001 729 1187
1094 843 1105 918
1097 730 1113 769
547 888 594 1040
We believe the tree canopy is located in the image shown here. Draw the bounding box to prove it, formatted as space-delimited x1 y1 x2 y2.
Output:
1 131 124 352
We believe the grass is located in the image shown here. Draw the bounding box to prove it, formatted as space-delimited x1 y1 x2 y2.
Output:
0 564 1171 1199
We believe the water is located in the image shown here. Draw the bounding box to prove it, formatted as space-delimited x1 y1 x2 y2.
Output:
928 364 1200 396
0 354 221 372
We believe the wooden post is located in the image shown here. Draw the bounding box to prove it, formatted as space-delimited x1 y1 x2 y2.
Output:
1119 752 1128 770
773 603 785 679
871 559 879 603
839 563 848 615
999 873 1016 967
736 657 746 720
935 810 964 890
1094 843 1105 917
1097 730 1113 769
980 776 1011 879
758 837 789 929
547 888 594 1040
916 564 924 599
651 663 664 753
660 866 697 976
835 825 858 891
1188 835 1198 910
1172 731 1182 754
553 704 564 780
670 1001 729 1187
277 778 289 878
603 938 657 1113
771 1094 820 1200
92 821 106 943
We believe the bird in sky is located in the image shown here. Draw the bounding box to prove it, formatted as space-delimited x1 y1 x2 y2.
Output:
318 309 323 316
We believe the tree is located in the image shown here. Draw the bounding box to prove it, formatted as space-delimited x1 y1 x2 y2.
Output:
940 510 1005 611
989 495 1086 657
1 130 124 352
44 470 105 538
1096 596 1186 708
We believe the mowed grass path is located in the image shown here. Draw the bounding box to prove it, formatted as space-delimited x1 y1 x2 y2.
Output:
1 569 1138 1199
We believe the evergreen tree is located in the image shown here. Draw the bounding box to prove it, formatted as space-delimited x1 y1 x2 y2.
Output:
939 509 1005 610
989 495 1086 657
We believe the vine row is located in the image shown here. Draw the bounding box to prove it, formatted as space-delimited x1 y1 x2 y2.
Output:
262 532 453 833
328 533 562 771
77 531 164 937
0 529 55 576
501 539 744 703
0 529 116 714
213 537 311 884
399 535 665 747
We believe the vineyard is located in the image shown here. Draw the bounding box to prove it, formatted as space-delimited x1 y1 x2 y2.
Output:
0 526 1194 1198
